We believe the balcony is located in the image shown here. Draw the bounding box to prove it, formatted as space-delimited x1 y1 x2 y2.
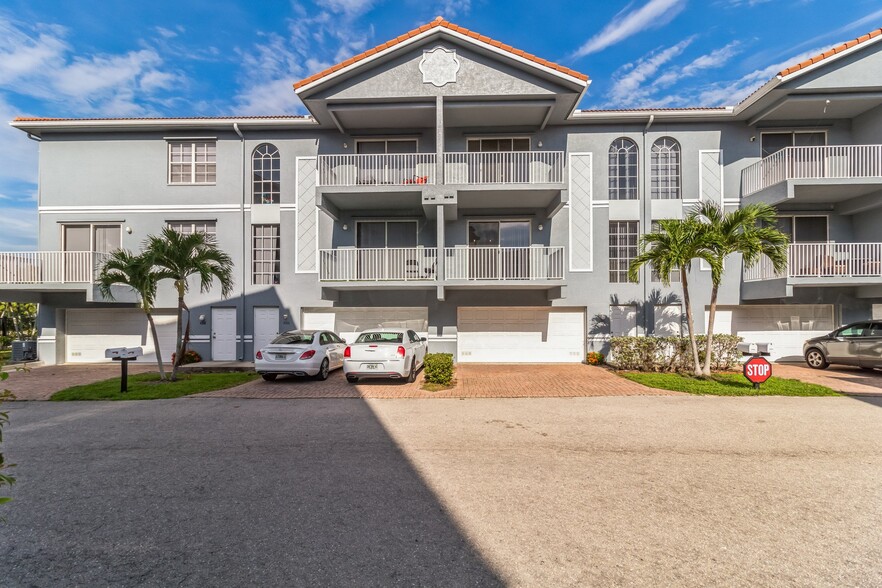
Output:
444 246 565 286
743 242 882 298
317 154 437 188
444 151 564 185
0 251 108 284
741 145 882 205
318 247 438 287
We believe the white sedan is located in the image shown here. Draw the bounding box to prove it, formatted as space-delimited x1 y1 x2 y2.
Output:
255 330 347 381
343 328 428 383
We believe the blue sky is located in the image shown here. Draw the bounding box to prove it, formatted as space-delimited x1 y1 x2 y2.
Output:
0 0 880 249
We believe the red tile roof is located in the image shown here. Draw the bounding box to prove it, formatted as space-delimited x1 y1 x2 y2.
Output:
294 16 589 91
777 27 882 77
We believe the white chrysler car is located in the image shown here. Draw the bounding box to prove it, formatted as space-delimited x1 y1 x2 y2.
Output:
343 328 428 383
255 330 347 381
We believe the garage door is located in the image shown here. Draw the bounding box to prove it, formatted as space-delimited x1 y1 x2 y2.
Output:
302 307 428 343
66 309 177 363
457 307 585 363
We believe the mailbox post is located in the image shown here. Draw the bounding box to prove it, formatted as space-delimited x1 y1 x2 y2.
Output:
105 347 144 393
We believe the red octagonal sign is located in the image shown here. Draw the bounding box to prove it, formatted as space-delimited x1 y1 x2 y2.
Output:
743 356 773 385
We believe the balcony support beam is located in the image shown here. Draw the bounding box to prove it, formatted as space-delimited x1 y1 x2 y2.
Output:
435 95 444 190
436 203 445 289
316 193 340 221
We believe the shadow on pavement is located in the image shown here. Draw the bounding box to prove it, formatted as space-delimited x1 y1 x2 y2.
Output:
1 399 504 586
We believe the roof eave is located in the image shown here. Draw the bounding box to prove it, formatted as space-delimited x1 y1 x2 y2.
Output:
9 117 319 134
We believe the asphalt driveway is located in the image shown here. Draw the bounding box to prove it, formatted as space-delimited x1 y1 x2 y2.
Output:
3 395 881 586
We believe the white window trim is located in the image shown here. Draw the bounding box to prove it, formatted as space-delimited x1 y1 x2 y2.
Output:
466 136 532 151
252 224 281 285
167 140 217 186
166 220 218 235
608 137 640 201
60 223 123 253
608 220 639 284
686 149 724 205
252 143 281 205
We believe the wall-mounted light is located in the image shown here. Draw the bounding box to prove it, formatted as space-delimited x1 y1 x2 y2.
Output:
538 224 544 231
749 136 756 142
198 314 206 324
125 226 133 234
537 140 543 148
343 142 348 149
342 224 349 231
282 313 289 322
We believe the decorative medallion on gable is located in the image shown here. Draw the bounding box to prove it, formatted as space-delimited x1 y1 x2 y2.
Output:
419 46 460 87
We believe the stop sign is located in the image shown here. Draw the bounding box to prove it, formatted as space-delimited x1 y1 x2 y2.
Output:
743 356 773 385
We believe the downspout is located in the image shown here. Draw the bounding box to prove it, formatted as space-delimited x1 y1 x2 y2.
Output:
234 122 246 361
642 114 654 335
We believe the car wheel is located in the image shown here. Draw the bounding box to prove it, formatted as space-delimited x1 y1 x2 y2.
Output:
315 358 330 381
405 359 416 383
346 375 359 383
261 373 277 382
805 348 829 370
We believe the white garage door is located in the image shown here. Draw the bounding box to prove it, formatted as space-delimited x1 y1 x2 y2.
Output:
457 307 585 363
66 309 177 364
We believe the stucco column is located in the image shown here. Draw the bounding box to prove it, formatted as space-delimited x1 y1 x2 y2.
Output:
436 203 445 285
436 95 444 185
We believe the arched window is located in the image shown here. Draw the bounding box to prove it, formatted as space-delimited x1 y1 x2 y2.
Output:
651 137 681 199
252 144 280 204
608 138 638 200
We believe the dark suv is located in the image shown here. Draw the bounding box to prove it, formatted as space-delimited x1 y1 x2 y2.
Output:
803 322 882 370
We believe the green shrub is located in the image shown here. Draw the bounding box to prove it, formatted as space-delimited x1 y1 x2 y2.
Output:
423 353 454 385
586 351 605 366
609 335 741 373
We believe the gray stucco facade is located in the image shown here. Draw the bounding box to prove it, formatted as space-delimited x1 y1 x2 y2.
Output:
7 19 882 364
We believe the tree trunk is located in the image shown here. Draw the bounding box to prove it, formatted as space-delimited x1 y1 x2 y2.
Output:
680 268 703 376
702 283 719 377
145 311 167 381
171 283 185 382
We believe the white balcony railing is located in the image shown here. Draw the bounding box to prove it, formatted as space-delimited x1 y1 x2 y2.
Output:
444 151 565 185
743 242 882 282
444 246 565 281
319 247 438 282
741 145 882 197
0 251 109 284
317 154 436 187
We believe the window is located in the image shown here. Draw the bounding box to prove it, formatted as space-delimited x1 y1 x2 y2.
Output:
62 224 121 254
651 137 681 199
252 144 280 204
271 331 314 344
356 221 418 248
169 141 216 184
609 221 639 283
772 216 828 243
609 138 638 200
467 221 530 247
649 221 680 283
467 138 530 152
760 131 826 158
252 224 280 285
167 221 217 236
837 323 870 338
355 139 418 185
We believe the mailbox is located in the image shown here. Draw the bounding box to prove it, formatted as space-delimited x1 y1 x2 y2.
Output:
104 347 144 359
737 342 774 357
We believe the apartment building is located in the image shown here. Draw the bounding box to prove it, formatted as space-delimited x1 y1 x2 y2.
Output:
4 18 882 365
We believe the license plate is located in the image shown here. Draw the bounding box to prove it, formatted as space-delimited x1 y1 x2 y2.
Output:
274 354 287 360
364 363 381 370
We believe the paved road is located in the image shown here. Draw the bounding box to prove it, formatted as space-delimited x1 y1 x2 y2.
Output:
2 396 882 586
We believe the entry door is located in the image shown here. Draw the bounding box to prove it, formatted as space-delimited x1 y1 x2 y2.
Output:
253 307 280 356
211 308 237 361
356 221 418 280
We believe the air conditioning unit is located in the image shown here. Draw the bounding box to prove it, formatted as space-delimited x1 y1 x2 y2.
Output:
12 340 38 362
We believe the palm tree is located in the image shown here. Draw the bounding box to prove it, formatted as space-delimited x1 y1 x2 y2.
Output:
629 218 718 376
97 249 167 380
147 227 235 381
689 202 789 376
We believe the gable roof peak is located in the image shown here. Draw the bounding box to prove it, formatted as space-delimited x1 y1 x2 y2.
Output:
293 17 588 93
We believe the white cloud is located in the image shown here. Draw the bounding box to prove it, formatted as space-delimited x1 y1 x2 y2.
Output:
605 39 693 106
572 0 687 58
434 0 472 18
0 207 37 250
653 41 741 88
0 15 184 116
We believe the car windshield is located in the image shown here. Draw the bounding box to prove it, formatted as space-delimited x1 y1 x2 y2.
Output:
355 332 404 344
270 332 314 345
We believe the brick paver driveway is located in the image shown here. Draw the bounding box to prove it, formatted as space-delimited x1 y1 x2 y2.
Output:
4 364 156 401
774 362 882 395
196 363 673 399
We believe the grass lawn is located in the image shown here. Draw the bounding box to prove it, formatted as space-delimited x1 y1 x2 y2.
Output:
0 349 9 366
51 371 260 401
620 371 841 397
